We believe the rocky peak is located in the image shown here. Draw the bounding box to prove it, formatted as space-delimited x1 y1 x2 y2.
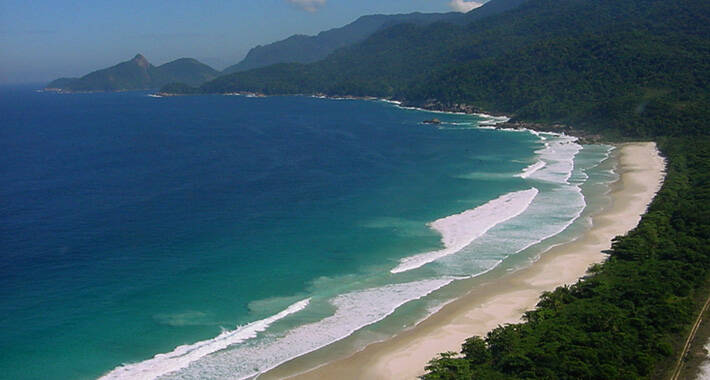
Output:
132 54 150 68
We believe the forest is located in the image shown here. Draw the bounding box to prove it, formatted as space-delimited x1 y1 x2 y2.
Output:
422 137 710 378
159 1 710 376
165 0 709 139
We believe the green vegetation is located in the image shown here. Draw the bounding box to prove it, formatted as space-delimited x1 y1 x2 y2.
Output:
165 0 709 377
149 58 220 87
222 0 531 74
39 0 710 376
222 12 463 74
181 0 708 139
409 2 710 374
422 137 710 379
47 54 218 92
221 0 529 74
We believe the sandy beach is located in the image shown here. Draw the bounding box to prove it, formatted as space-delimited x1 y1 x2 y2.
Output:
260 142 666 380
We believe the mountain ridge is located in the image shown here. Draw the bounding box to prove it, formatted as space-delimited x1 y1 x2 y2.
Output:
181 0 709 138
222 0 531 74
221 12 462 74
46 54 218 92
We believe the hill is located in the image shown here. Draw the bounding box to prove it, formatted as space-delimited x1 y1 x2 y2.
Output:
184 0 708 139
423 136 710 379
150 58 220 87
47 54 218 92
197 1 710 377
222 12 462 74
222 0 531 74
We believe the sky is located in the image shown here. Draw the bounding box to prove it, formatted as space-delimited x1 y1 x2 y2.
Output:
0 0 484 84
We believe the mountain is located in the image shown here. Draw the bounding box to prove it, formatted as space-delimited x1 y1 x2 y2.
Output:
48 54 153 92
185 0 709 138
186 0 709 378
456 0 529 23
47 54 218 92
222 12 462 74
150 58 220 87
222 0 533 75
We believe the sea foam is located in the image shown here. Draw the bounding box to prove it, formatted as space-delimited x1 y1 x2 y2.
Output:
505 133 586 256
98 299 310 380
391 188 539 274
431 132 591 280
529 134 582 184
518 160 546 179
155 279 453 380
105 123 590 380
696 339 710 380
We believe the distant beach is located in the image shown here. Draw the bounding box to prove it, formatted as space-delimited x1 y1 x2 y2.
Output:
259 142 666 380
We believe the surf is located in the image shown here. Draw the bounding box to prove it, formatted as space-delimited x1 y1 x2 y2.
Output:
391 188 539 274
98 299 310 380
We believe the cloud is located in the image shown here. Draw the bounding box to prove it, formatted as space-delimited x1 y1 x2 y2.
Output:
287 0 326 12
449 0 484 13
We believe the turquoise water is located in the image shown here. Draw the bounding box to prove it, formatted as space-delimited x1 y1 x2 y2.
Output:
0 87 613 379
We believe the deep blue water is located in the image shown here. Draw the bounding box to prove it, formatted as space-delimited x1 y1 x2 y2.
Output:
0 86 612 380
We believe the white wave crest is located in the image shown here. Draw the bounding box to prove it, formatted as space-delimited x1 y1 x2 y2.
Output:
159 279 454 380
508 185 586 258
99 299 311 380
518 160 546 179
528 129 547 140
378 98 402 105
696 339 710 379
391 188 539 274
528 135 581 184
475 113 510 125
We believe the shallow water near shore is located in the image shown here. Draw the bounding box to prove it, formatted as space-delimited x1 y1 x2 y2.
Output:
1 86 612 379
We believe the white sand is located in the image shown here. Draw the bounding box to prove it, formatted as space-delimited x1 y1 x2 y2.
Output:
260 142 665 380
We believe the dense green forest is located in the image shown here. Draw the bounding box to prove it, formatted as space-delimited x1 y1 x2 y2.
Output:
221 0 528 74
168 0 709 139
222 12 461 74
159 2 710 375
422 138 710 379
165 0 710 377
40 0 709 377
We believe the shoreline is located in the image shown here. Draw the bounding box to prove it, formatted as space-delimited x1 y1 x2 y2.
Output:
259 142 665 380
154 90 603 143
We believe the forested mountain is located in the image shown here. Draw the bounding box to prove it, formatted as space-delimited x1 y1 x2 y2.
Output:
192 1 710 377
149 58 220 87
222 12 461 74
222 0 531 74
180 0 709 138
424 136 710 379
44 0 709 377
47 54 218 92
455 0 529 22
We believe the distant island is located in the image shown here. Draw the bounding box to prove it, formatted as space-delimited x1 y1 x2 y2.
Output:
46 54 218 92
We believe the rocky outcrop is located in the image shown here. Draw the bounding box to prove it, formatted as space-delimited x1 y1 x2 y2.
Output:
495 121 605 144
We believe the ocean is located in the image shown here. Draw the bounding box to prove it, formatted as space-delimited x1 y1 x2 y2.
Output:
0 86 616 379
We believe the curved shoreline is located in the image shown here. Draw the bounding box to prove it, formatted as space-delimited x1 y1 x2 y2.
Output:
259 142 665 380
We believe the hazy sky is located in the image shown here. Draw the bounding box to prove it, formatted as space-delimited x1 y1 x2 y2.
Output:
0 0 484 84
